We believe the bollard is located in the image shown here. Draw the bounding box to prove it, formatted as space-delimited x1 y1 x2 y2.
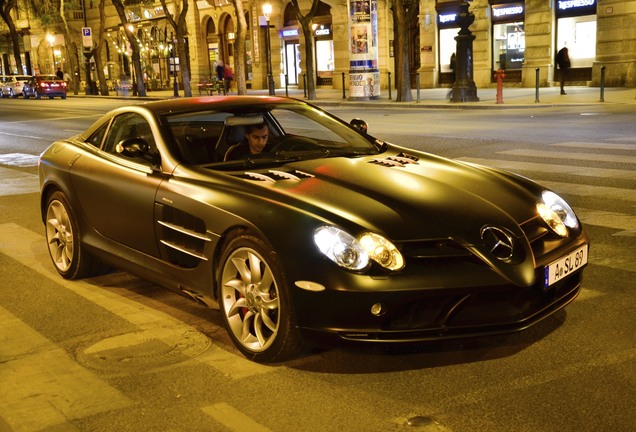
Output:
535 67 540 103
600 65 606 102
388 71 392 100
285 74 289 98
303 74 307 98
342 72 346 99
494 68 505 104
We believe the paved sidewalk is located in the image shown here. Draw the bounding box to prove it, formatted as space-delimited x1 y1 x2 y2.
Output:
74 85 636 109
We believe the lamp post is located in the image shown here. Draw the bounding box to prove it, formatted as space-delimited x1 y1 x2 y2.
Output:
262 3 275 95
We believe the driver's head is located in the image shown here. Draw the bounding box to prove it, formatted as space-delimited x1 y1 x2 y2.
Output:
245 123 269 154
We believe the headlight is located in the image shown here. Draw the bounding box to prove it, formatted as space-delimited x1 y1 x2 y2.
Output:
314 226 404 271
537 190 579 237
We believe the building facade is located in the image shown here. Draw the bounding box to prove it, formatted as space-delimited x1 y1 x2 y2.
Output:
1 0 635 93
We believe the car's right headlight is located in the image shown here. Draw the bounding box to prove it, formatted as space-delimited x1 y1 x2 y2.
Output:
313 226 404 271
537 190 579 237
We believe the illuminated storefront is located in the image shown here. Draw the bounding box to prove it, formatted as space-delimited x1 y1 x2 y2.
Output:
491 2 524 82
436 4 460 85
555 0 597 82
314 23 334 86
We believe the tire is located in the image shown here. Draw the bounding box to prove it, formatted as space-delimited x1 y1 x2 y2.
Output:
61 94 67 100
9 88 15 98
218 231 306 362
36 92 41 99
44 191 103 279
23 92 29 99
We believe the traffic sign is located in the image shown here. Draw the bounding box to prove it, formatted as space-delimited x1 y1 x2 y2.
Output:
82 27 93 48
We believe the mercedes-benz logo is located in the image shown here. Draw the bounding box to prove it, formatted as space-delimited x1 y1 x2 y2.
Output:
480 226 514 261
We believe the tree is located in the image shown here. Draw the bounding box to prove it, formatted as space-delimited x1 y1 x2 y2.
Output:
160 0 192 97
92 0 109 95
0 0 25 74
112 0 147 97
290 0 319 100
229 0 247 94
391 0 418 102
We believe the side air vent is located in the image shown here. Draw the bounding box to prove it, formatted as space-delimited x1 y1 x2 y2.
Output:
156 205 210 268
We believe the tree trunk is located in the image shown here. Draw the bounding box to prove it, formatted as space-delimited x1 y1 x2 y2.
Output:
94 0 109 95
233 0 247 95
112 0 146 96
393 1 412 102
0 4 24 74
291 0 319 100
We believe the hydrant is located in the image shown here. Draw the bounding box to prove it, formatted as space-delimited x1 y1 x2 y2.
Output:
494 68 505 104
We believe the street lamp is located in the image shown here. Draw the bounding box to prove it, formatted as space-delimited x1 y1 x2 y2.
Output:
262 3 275 95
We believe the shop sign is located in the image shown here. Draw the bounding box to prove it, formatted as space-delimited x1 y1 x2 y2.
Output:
438 13 457 25
314 24 331 38
491 4 524 22
281 28 299 38
556 0 596 17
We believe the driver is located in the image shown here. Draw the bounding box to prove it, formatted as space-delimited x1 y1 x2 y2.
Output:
224 123 271 161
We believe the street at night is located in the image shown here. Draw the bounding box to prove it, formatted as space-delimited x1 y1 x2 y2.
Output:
0 94 634 432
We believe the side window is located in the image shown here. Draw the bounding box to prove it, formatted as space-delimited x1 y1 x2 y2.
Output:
86 122 109 148
102 113 157 163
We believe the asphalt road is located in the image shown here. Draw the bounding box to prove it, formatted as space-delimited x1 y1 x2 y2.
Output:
0 98 634 432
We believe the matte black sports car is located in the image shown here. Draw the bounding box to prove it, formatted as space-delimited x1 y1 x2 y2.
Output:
39 96 588 362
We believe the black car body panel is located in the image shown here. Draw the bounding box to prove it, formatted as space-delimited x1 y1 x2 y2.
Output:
39 96 588 360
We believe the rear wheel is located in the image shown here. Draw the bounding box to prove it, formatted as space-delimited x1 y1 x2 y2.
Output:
45 191 104 279
35 92 41 99
218 231 306 362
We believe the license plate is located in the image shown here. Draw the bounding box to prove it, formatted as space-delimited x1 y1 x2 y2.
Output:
544 244 588 288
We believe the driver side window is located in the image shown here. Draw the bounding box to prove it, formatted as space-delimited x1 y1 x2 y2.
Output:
102 113 156 162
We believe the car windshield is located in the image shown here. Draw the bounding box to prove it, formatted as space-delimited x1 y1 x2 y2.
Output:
161 102 381 167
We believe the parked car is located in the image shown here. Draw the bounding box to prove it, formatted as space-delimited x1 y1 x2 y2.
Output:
0 75 9 97
22 75 68 99
38 96 589 362
1 75 31 98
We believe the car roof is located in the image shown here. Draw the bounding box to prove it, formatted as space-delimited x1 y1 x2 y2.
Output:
136 95 305 117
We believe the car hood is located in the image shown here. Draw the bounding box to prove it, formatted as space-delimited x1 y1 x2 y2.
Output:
229 149 539 239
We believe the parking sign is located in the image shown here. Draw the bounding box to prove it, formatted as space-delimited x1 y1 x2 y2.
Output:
82 27 93 48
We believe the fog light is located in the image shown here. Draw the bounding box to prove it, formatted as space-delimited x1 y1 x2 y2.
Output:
370 302 385 316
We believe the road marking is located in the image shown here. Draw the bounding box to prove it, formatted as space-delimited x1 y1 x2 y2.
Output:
0 223 278 380
0 305 132 432
498 149 636 164
0 131 48 140
552 142 636 151
457 158 636 180
537 180 636 202
202 403 273 432
574 208 636 235
0 166 39 195
0 153 40 168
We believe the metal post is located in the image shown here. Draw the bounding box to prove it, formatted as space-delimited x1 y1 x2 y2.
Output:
264 16 275 96
303 74 307 98
416 73 420 103
535 67 540 103
388 71 392 100
342 72 346 99
600 65 606 102
171 33 178 97
285 74 288 98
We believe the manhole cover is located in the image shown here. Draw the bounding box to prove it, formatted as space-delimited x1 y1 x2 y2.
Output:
77 326 211 372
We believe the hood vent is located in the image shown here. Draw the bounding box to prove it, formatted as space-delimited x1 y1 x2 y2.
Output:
369 152 419 168
241 170 315 183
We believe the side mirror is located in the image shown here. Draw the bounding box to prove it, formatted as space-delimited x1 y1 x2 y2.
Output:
115 138 160 166
350 118 368 134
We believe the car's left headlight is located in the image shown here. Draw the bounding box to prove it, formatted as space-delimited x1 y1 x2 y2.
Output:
537 190 579 237
314 226 404 271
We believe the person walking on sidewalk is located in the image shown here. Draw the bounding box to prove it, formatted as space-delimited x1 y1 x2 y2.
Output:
556 47 570 95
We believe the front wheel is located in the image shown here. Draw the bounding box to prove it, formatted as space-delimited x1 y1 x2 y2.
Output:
218 231 306 362
45 191 103 279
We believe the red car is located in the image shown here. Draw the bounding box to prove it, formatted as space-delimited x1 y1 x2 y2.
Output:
22 75 68 99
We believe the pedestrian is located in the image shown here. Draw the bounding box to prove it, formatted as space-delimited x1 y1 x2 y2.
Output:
56 67 64 80
556 47 570 95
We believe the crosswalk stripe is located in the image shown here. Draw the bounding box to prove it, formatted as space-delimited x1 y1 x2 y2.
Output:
0 223 277 380
0 166 39 196
574 208 636 233
498 149 636 164
537 180 636 202
0 305 132 432
457 157 636 180
552 142 636 151
202 403 273 432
